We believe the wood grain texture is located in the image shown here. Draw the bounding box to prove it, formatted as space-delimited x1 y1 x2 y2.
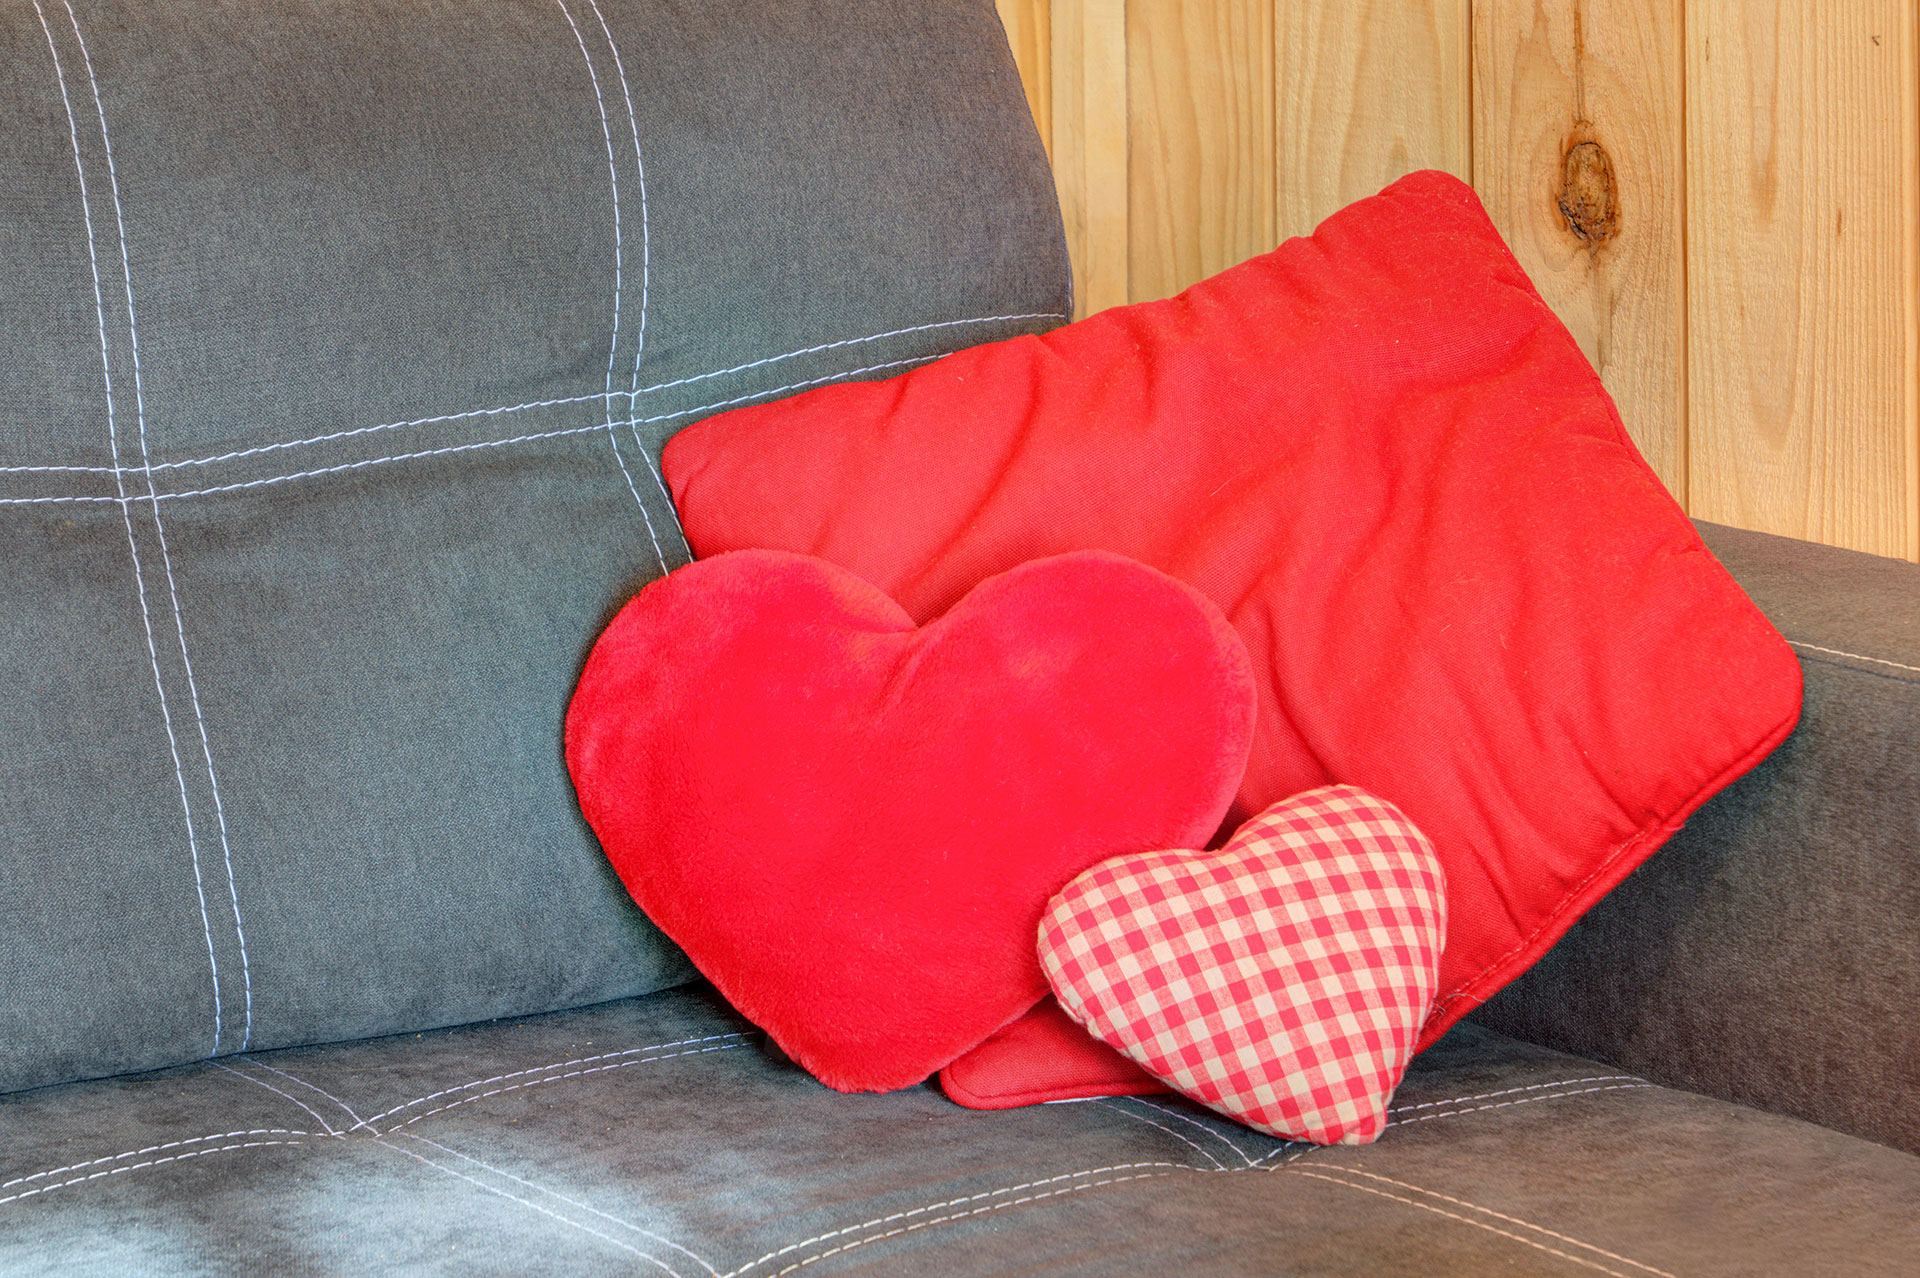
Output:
1051 0 1131 318
1274 0 1472 243
1473 0 1687 497
1686 1 1919 559
1126 0 1275 304
995 0 1052 155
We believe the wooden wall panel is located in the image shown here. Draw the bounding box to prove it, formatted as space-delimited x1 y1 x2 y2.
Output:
1049 0 1130 318
991 0 1920 560
995 0 1052 155
1274 1 1472 242
1473 0 1687 497
1126 0 1275 304
1686 1 1920 559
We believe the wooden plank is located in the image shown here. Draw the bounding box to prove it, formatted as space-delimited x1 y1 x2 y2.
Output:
994 0 1052 156
1050 0 1131 318
1274 1 1471 243
1125 0 1275 304
1686 1 1920 559
1472 0 1687 499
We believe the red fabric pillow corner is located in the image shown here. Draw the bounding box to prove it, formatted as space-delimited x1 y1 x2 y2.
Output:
940 998 1169 1110
663 170 1804 1054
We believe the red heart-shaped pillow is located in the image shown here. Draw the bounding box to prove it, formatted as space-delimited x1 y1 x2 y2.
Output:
566 549 1255 1092
1042 786 1445 1143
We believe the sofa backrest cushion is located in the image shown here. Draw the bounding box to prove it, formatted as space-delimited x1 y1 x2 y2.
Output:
0 0 1066 1094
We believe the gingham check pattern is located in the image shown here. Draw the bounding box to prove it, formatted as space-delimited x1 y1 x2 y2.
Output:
1039 785 1446 1145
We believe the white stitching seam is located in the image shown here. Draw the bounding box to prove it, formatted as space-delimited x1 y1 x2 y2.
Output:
584 0 690 563
762 1173 1179 1278
721 1163 1197 1277
1388 1075 1642 1115
211 1061 344 1137
1788 640 1920 677
63 0 255 1051
31 0 228 1057
0 354 940 507
1306 1167 1678 1278
383 1042 750 1132
0 313 1060 479
352 1032 749 1132
1090 1099 1227 1171
1128 1095 1255 1167
0 1140 307 1209
404 1134 720 1278
1388 1084 1655 1128
554 0 666 576
1 1130 312 1192
237 1059 368 1130
1281 1168 1643 1277
373 1137 684 1277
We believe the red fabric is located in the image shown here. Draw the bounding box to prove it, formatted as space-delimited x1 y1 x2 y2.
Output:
565 549 1255 1093
939 999 1169 1109
663 170 1804 1051
1041 787 1445 1145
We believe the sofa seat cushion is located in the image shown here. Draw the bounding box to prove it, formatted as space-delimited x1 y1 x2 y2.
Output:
4 985 1915 1276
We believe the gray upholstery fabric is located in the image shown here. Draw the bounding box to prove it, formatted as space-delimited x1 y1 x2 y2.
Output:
0 0 1068 1094
5 982 1917 1276
1478 522 1920 1154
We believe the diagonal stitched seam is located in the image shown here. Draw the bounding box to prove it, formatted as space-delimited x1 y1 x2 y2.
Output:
0 1140 308 1210
554 0 666 576
760 1173 1180 1278
1281 1169 1641 1277
0 354 941 508
1788 640 1920 678
211 1061 344 1137
1091 1100 1228 1171
1389 1075 1643 1115
1128 1096 1256 1167
631 312 1061 398
1388 1084 1655 1128
31 0 226 1057
237 1060 367 1129
1313 1167 1677 1277
721 1162 1199 1277
1 1129 312 1192
352 1031 749 1131
64 0 254 1050
373 1137 683 1276
384 1042 749 1132
404 1134 719 1277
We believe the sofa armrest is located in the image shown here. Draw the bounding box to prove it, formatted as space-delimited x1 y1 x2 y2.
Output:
1474 520 1920 1154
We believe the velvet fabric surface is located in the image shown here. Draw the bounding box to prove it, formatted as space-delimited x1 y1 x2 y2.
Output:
663 170 1804 1051
566 550 1255 1092
0 0 1065 1095
5 982 1919 1276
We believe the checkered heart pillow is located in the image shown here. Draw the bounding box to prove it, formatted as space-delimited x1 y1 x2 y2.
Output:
1040 786 1445 1144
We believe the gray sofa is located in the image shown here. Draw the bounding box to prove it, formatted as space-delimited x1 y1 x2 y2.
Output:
3 2 1916 1273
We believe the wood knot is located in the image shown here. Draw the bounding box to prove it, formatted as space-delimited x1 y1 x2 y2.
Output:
1558 139 1619 246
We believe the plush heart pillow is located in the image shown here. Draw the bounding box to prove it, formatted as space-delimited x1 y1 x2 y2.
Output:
565 549 1255 1092
1043 786 1445 1144
662 169 1803 1053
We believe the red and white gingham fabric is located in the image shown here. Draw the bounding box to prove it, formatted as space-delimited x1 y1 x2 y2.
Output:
1039 785 1446 1144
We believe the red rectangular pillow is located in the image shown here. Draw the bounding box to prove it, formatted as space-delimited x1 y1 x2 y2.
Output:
663 170 1802 1050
